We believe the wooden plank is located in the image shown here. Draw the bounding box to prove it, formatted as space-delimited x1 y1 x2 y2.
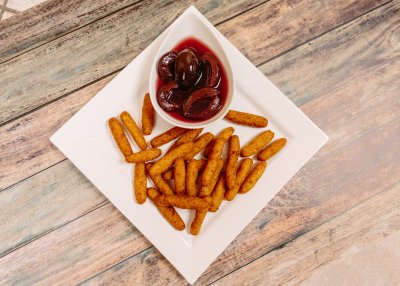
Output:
0 0 140 63
1 1 398 284
218 0 387 64
0 0 387 191
0 203 151 286
210 183 400 286
0 160 105 257
0 0 384 125
260 1 399 108
0 74 115 191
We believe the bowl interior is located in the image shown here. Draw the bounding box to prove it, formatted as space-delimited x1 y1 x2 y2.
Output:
149 7 234 129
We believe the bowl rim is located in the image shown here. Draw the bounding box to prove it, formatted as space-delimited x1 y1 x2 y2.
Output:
148 13 234 129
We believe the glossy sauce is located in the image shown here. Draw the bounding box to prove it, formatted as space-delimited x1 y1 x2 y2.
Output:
156 37 228 122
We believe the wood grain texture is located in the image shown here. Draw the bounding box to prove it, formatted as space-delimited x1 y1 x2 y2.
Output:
0 0 385 191
0 160 105 257
0 0 399 285
0 0 140 63
0 0 384 125
0 0 266 125
260 1 399 108
0 203 151 286
211 182 400 286
218 0 387 64
0 74 115 191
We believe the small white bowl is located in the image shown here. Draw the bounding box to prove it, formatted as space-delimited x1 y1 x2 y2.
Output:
149 6 234 129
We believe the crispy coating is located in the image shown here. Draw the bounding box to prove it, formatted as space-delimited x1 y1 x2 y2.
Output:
210 175 226 212
186 159 207 197
190 197 212 235
208 127 234 160
147 188 185 230
225 135 240 190
201 128 233 186
155 195 211 210
167 128 203 153
199 159 224 197
134 163 147 204
145 163 174 195
162 169 174 180
150 142 194 175
150 126 187 147
174 158 186 194
257 138 287 161
108 117 133 158
241 130 274 157
225 158 253 200
120 111 147 150
239 161 267 194
141 93 155 135
125 148 161 163
183 132 214 160
190 209 208 235
217 127 235 141
201 159 218 187
202 140 214 158
209 138 225 159
224 110 268 128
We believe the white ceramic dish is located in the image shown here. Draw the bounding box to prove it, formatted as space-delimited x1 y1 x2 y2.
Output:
149 9 234 129
50 6 328 284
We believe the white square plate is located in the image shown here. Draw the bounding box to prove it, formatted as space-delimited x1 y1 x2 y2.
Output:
50 6 328 284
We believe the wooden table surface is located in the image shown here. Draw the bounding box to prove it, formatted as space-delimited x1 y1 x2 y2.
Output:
0 0 399 285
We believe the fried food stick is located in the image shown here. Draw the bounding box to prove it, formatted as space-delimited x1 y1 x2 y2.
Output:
134 163 146 204
174 158 186 194
120 111 147 150
108 117 133 158
199 159 224 197
146 163 174 195
202 140 214 158
183 132 214 160
239 161 267 194
150 142 194 175
201 127 234 186
162 169 174 180
125 148 161 163
225 135 240 190
190 209 208 236
141 93 155 135
257 138 287 161
241 130 274 157
224 110 268 128
190 197 212 236
186 159 206 197
150 126 187 148
155 195 211 210
211 127 234 158
166 128 203 153
225 158 253 201
210 174 226 212
147 188 185 230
